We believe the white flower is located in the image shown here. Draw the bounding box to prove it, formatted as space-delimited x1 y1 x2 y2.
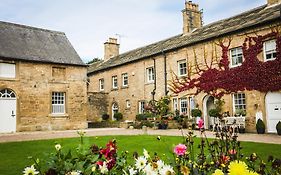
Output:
99 162 108 174
159 164 175 175
23 165 39 175
156 160 165 170
129 167 137 175
55 144 61 151
144 164 158 175
68 171 81 175
135 156 147 170
91 165 96 172
143 149 150 158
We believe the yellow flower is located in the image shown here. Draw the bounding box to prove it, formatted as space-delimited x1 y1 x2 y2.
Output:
212 169 224 175
246 171 259 175
180 166 190 175
228 160 248 175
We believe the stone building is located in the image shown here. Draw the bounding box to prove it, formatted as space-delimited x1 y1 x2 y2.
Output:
88 0 281 133
0 21 88 132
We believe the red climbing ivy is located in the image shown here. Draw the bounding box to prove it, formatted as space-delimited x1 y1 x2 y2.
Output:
170 30 281 98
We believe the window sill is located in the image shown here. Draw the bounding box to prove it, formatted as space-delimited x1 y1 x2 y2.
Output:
0 77 18 81
230 64 242 68
264 58 276 62
121 86 129 89
49 113 69 118
145 82 154 85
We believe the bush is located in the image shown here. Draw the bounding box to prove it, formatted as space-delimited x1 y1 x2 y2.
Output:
208 108 220 117
101 113 110 121
133 120 154 129
136 113 155 121
256 119 265 134
191 109 202 117
113 112 123 121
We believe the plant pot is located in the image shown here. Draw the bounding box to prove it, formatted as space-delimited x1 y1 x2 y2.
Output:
277 129 281 135
256 128 265 134
239 127 245 133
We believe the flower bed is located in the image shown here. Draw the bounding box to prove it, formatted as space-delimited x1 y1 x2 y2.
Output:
23 129 281 175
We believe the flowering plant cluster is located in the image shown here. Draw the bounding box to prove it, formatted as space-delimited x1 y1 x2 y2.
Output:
24 127 281 175
170 29 281 98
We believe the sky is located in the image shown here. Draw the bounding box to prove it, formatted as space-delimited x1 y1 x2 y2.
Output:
0 0 266 63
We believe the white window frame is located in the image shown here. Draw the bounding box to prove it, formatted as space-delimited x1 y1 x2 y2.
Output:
230 47 243 67
52 92 65 114
146 67 155 83
189 97 196 115
126 100 131 108
172 98 178 112
138 101 146 114
0 63 16 78
99 78 104 91
112 75 118 89
180 97 188 115
233 93 246 115
178 60 187 76
122 73 128 87
264 39 277 61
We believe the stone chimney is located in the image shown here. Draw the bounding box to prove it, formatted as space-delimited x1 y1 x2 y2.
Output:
267 0 281 5
104 38 119 61
182 0 202 34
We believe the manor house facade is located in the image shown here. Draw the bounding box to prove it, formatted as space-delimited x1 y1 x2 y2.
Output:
88 0 281 133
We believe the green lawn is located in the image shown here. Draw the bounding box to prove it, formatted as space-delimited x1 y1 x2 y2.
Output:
0 135 280 175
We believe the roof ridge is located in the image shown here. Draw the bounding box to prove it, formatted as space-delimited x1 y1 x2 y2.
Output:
202 4 267 29
0 21 65 35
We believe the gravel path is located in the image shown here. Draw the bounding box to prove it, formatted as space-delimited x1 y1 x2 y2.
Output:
0 128 281 144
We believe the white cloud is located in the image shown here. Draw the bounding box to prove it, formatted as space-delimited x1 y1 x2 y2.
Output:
0 0 267 62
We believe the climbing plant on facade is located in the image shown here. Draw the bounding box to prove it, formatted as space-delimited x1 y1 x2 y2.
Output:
170 27 281 98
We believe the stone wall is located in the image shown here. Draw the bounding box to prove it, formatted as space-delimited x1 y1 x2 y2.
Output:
0 61 88 131
87 92 109 121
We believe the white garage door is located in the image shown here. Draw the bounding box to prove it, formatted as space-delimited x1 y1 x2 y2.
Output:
266 92 281 133
0 89 16 133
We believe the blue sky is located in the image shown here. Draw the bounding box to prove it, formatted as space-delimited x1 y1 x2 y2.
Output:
0 0 266 62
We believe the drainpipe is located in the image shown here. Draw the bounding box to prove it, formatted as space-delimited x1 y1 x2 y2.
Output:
162 51 168 96
151 58 156 101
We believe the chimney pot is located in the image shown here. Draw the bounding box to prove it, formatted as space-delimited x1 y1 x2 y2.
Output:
182 1 202 34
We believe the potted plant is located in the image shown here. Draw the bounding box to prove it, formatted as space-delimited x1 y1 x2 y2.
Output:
276 121 281 135
191 109 202 118
113 112 123 121
208 109 220 118
101 113 109 121
256 119 265 134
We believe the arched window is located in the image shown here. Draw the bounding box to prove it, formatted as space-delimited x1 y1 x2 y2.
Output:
0 89 16 98
112 103 119 120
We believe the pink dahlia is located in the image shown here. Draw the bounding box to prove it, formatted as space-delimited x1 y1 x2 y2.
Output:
174 144 187 156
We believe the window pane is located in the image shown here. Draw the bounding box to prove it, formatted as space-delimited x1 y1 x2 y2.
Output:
0 63 16 78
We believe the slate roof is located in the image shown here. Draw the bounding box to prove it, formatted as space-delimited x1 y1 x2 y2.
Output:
0 21 85 66
88 3 281 75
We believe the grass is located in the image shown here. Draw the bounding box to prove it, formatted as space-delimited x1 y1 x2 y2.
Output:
0 135 280 175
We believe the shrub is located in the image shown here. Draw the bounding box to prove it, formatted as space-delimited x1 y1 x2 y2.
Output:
191 109 202 117
101 113 110 121
113 112 123 121
256 119 265 134
136 113 155 121
208 108 220 117
133 120 154 129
